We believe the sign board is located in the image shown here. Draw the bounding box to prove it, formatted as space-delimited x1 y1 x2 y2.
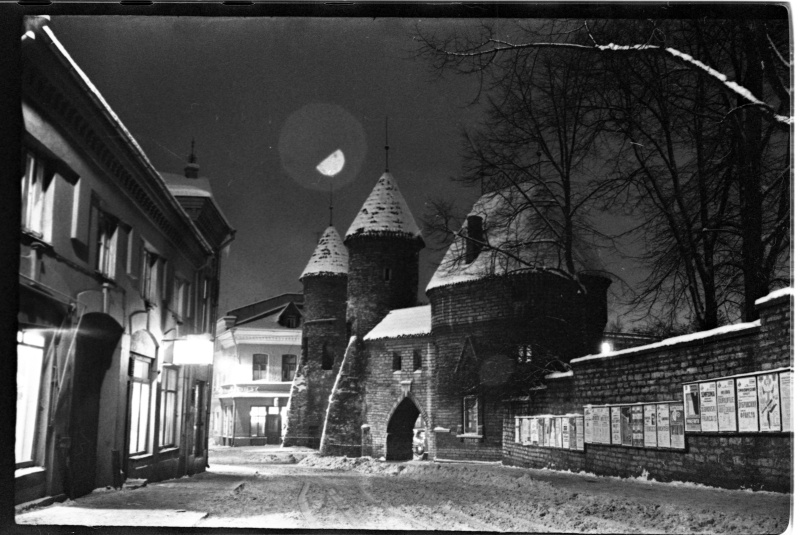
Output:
700 382 719 432
737 376 759 432
576 417 584 450
657 404 671 447
631 405 644 447
611 406 622 445
683 383 702 432
644 404 657 447
779 371 792 432
620 406 633 446
669 403 685 449
583 407 593 444
758 373 781 432
716 379 737 432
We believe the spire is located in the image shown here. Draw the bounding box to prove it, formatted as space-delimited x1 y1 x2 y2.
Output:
184 138 200 179
345 172 422 242
300 226 349 279
329 179 334 227
384 117 389 173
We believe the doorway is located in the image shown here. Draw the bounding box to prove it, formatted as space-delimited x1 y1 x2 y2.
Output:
385 398 421 461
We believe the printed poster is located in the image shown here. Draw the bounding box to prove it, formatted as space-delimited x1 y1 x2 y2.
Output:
520 417 529 443
683 383 702 432
530 418 540 445
669 403 685 449
657 404 671 447
594 407 611 445
758 373 781 432
583 407 593 444
576 417 584 450
779 372 792 432
716 379 737 432
543 417 552 447
554 417 563 448
700 382 719 432
611 406 622 445
736 376 758 432
644 404 657 448
515 418 521 443
631 405 644 447
620 406 633 446
562 418 570 449
538 419 546 447
569 417 577 450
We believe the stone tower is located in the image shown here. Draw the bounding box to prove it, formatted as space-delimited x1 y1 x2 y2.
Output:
344 172 425 338
283 226 348 448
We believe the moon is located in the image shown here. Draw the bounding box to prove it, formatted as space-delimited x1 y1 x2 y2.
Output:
316 149 345 177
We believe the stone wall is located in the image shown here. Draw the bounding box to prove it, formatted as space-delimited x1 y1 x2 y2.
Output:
503 291 793 492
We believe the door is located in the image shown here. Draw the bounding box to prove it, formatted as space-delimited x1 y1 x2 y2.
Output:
266 408 281 444
193 381 206 456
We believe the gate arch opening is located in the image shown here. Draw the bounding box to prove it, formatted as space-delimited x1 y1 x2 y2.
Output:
385 397 422 461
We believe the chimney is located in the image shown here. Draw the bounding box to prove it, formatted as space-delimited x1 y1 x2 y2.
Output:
465 215 484 264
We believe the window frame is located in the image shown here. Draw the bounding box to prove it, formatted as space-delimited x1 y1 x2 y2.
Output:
95 210 119 279
250 406 267 437
129 354 154 455
252 354 268 381
16 329 47 468
392 352 402 372
412 349 422 371
282 354 297 382
21 150 53 240
463 395 482 436
159 366 179 448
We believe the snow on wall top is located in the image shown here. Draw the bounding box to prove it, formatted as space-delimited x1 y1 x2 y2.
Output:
300 226 349 279
364 305 431 340
754 287 794 306
426 184 604 292
345 172 421 241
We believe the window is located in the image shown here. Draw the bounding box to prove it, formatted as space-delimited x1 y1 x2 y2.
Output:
282 354 297 382
200 278 210 331
173 279 188 319
140 249 159 302
384 267 392 281
301 336 308 363
253 354 268 381
129 355 153 454
21 151 52 238
250 406 267 437
463 395 481 435
392 352 402 371
517 344 533 364
321 343 333 371
95 211 118 279
159 367 178 448
413 350 422 371
16 329 45 467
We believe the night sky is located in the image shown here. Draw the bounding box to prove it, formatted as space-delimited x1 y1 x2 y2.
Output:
50 16 636 319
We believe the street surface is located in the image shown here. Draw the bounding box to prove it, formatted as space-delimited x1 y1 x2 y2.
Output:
15 446 791 532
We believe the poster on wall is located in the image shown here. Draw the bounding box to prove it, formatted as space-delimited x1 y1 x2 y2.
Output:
700 382 719 432
515 418 521 443
576 417 585 450
736 376 758 432
716 379 737 432
683 383 702 432
569 417 577 450
620 406 633 446
530 418 540 445
631 405 644 447
758 373 781 432
554 417 563 448
584 407 593 444
594 407 611 444
543 417 552 447
538 418 546 447
520 417 529 444
657 404 671 447
611 406 622 445
779 371 792 432
562 418 570 449
644 404 657 447
669 403 685 449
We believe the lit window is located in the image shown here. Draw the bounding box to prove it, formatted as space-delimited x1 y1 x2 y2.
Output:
282 354 297 382
21 152 52 238
129 355 153 455
463 395 481 435
517 344 532 364
253 354 268 381
159 367 179 448
95 211 118 279
601 341 613 354
16 329 45 466
392 352 402 371
250 406 267 437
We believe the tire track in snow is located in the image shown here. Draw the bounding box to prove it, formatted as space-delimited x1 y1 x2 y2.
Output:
358 479 431 530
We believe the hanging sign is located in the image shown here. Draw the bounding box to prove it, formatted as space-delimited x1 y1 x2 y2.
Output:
620 406 633 446
716 379 737 432
669 403 685 449
631 405 644 447
737 376 759 432
779 371 792 432
611 406 622 445
657 404 671 447
683 383 702 432
576 417 584 450
644 404 657 447
758 373 781 432
700 382 719 432
583 407 593 444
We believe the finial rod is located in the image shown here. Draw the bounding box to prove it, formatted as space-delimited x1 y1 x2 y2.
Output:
189 137 197 163
384 117 389 172
329 179 333 227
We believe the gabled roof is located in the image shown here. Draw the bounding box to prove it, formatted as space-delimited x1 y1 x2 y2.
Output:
345 172 422 242
300 226 348 279
226 293 304 328
364 305 431 340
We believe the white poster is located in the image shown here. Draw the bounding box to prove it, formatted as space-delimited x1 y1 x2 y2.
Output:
644 404 657 447
520 417 530 444
700 382 719 432
737 376 758 432
530 417 540 445
554 417 563 448
669 403 685 450
543 417 552 447
683 383 702 432
779 372 792 432
758 373 781 432
611 406 622 445
562 418 570 449
583 407 593 444
515 418 521 443
594 407 611 445
657 404 670 447
576 417 585 450
716 379 737 432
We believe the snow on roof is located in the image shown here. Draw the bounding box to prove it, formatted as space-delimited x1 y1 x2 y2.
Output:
364 305 431 340
571 320 761 365
345 172 421 241
426 184 604 292
161 172 213 198
755 287 794 306
544 370 574 380
300 226 349 279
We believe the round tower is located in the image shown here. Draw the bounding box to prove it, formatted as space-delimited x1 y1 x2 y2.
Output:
344 172 424 339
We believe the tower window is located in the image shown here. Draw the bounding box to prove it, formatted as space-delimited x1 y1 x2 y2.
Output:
321 343 333 371
384 268 392 281
413 350 422 371
392 352 402 371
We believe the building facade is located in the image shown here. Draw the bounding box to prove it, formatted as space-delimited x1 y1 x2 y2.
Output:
17 18 233 504
211 294 303 446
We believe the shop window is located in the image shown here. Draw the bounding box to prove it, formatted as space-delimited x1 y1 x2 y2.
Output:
392 352 402 371
250 406 267 437
253 354 268 381
129 355 153 455
16 329 45 467
413 350 422 371
95 210 118 279
463 395 481 435
282 354 297 382
159 367 179 448
21 151 53 239
321 342 333 371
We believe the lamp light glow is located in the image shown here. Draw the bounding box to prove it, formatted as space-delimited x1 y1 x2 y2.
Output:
173 334 214 365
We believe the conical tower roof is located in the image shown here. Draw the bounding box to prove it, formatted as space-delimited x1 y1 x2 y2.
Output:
300 226 349 279
345 172 422 242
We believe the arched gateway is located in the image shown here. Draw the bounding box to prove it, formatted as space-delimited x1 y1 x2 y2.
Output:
385 397 425 461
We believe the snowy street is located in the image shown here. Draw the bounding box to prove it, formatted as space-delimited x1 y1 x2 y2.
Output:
15 446 790 532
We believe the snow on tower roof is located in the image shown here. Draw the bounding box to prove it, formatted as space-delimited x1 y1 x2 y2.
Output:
426 183 605 292
364 305 431 340
345 172 422 241
300 226 349 279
